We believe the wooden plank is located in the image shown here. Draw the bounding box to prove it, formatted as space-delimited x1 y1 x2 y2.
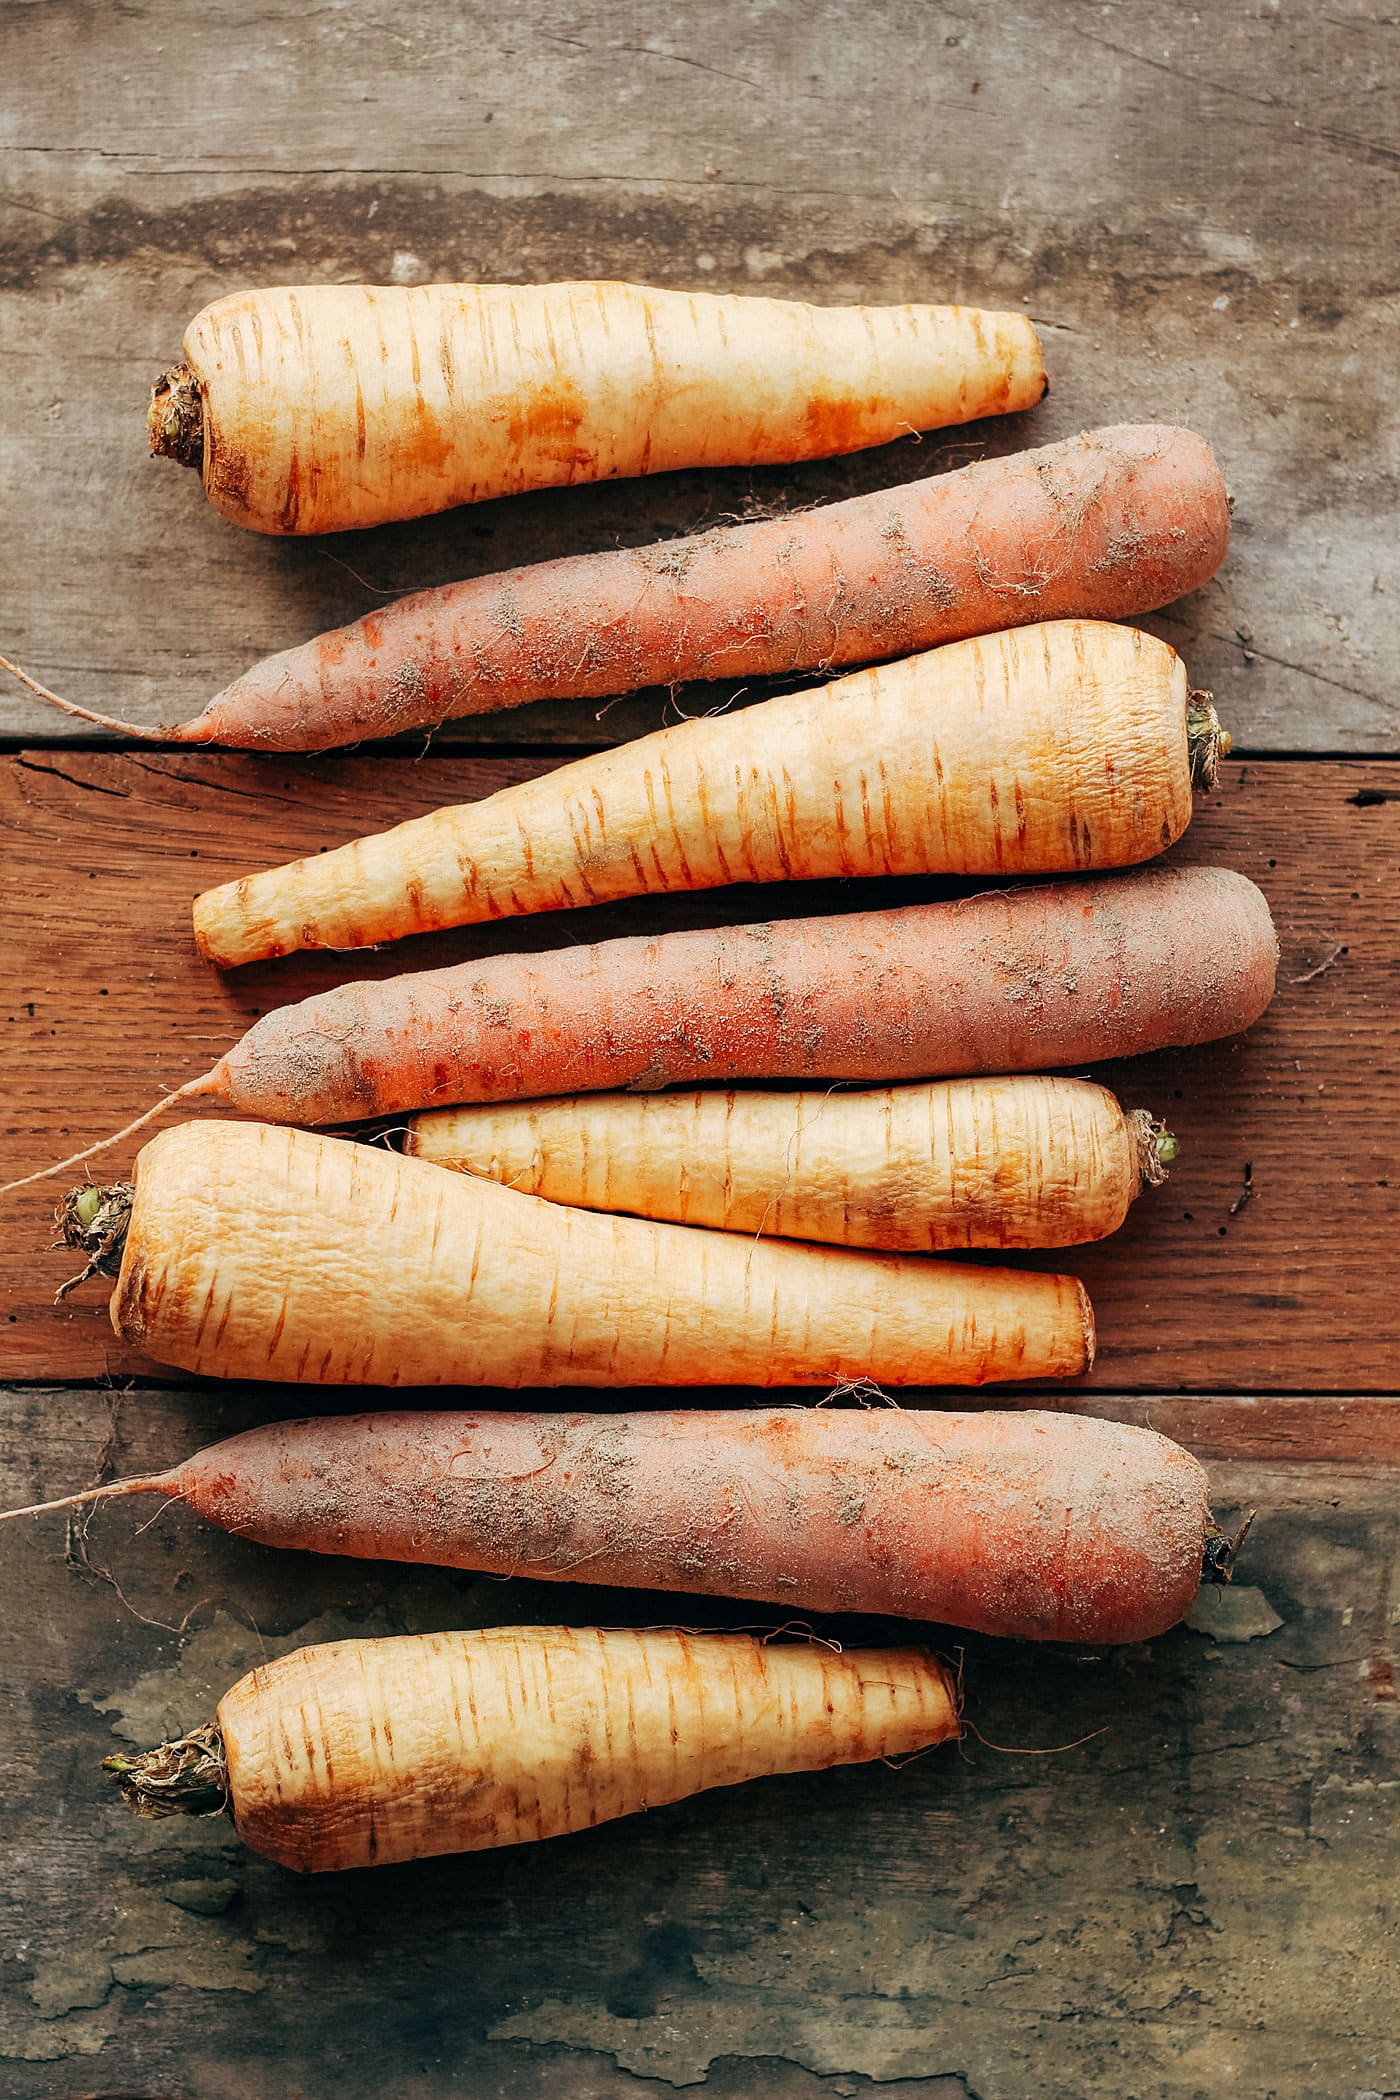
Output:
945 1393 1400 1466
2 2 1396 754
3 7 1394 2095
1 753 1394 1389
2 1385 1397 2100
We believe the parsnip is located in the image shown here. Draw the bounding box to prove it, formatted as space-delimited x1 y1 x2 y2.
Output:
406 1076 1175 1251
192 620 1227 969
106 1628 960 1868
150 281 1046 534
85 1120 1095 1388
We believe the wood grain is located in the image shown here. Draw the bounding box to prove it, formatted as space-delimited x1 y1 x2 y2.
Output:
2 5 1396 2093
2 2 1396 754
2 1385 1397 2100
2 754 1394 1390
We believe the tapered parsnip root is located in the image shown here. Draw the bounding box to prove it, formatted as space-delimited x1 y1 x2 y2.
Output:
7 866 1277 1191
14 423 1218 750
107 1628 961 1868
193 620 1219 967
16 1406 1213 1643
81 1121 1094 1386
406 1076 1175 1252
152 282 1045 535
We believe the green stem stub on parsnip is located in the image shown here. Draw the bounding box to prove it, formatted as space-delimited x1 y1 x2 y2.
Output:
1187 690 1230 792
1129 1111 1178 1189
148 364 204 468
104 1723 229 1820
54 1180 132 1303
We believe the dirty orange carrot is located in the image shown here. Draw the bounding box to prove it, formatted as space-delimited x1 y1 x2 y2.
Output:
147 281 1046 535
3 865 1276 1195
58 1121 1095 1388
10 1406 1215 1645
406 1076 1178 1252
191 620 1227 967
4 425 1228 748
104 1628 961 1868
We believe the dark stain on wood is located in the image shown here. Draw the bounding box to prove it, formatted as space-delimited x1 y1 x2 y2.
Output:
2 3 1397 2092
1 1390 1397 2099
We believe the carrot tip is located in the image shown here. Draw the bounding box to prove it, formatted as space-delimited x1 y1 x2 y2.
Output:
0 651 162 740
1 1075 218 1201
0 1475 160 1523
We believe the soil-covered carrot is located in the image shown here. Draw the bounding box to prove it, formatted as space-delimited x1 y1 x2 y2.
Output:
5 866 1277 1195
193 865 1272 1128
62 1122 1094 1387
192 620 1227 967
105 1628 961 1869
148 281 1045 535
14 1406 1214 1644
7 425 1227 748
406 1076 1177 1252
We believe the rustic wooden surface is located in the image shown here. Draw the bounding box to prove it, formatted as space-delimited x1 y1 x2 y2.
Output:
2 0 1397 754
3 753 1397 1390
2 2 1398 2096
3 1394 1399 2100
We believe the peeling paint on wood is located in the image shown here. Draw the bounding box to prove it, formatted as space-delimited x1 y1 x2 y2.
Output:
2 1 1396 2093
2 1391 1398 2098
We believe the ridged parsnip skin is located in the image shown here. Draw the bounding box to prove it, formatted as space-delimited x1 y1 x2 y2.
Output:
179 282 1046 535
192 620 1193 967
406 1077 1147 1251
218 1628 960 1870
177 1408 1214 1644
206 867 1279 1126
111 1122 1094 1387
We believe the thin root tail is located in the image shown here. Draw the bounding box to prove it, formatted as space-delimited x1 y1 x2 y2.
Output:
0 652 165 739
0 1477 162 1523
2 1078 218 1199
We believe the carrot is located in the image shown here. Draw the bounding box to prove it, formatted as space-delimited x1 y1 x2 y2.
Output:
63 1121 1094 1387
6 425 1228 748
191 620 1228 968
104 1628 960 1868
405 1076 1177 1252
5 866 1276 1194
148 281 1046 536
12 1406 1214 1644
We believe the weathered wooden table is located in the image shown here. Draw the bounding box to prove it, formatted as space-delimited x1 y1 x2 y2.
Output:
3 5 1397 2095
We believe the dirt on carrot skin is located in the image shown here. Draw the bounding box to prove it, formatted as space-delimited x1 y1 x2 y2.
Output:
178 422 1228 749
196 866 1277 1129
175 1409 1210 1644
